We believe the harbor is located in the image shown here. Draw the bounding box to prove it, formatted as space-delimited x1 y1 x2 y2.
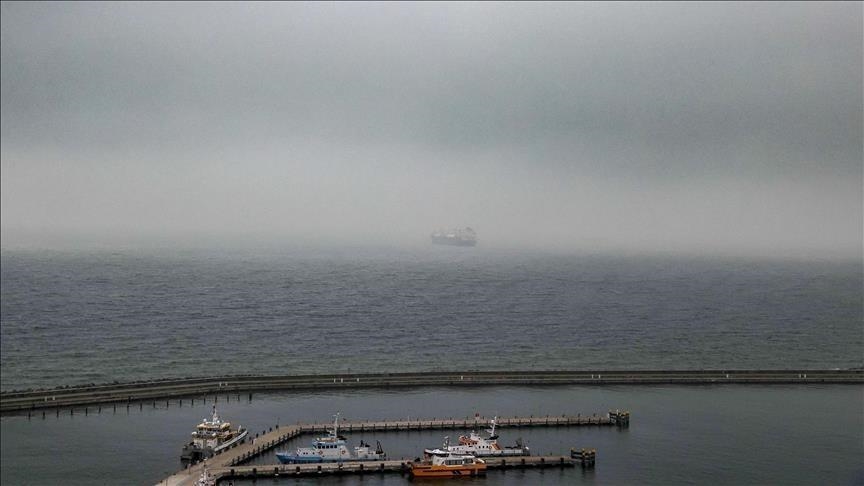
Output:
160 412 623 485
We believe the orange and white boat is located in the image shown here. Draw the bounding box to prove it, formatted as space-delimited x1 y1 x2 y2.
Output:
410 442 486 478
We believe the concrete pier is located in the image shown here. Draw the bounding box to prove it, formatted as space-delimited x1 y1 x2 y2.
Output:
3 369 861 414
214 455 574 482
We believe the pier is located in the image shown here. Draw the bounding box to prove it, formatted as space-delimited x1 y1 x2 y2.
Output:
160 414 613 485
3 369 861 414
212 455 576 482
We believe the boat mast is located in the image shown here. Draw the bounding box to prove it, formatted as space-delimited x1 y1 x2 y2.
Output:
487 416 497 438
331 412 341 438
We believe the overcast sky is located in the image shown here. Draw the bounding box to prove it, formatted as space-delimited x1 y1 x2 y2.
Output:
1 2 861 257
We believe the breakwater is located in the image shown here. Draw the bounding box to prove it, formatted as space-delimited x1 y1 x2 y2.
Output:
3 369 861 414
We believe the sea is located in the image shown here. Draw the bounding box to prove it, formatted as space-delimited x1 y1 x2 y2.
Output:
1 245 862 485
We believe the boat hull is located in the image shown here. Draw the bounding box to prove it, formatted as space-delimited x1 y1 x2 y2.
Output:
276 453 324 464
424 448 527 457
430 236 476 247
276 453 385 464
213 429 248 453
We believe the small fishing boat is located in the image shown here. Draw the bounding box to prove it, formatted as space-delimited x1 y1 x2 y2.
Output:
180 406 248 465
276 413 386 464
410 443 486 478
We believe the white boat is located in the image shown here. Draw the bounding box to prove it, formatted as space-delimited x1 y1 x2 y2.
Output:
180 406 248 465
424 417 529 457
276 413 385 464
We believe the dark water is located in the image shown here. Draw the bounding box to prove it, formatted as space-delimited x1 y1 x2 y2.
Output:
1 246 862 484
1 385 862 485
1 246 862 391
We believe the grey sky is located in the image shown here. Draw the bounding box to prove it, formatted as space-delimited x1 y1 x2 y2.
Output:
1 2 861 257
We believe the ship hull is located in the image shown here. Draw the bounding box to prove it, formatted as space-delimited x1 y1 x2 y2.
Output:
276 453 385 464
430 237 476 247
276 453 324 464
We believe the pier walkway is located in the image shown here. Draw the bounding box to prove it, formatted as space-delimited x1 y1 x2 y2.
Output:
159 414 620 485
204 455 576 482
3 369 861 414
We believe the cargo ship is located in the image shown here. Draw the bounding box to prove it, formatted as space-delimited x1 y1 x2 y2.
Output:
430 227 477 247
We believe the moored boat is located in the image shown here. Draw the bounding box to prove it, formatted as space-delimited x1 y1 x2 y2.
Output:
410 445 486 478
180 406 248 465
423 417 529 457
276 413 386 464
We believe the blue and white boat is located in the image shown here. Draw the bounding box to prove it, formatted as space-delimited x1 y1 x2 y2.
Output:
276 413 386 464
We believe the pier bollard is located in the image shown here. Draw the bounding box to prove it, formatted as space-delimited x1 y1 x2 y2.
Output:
317 465 322 474
295 466 300 474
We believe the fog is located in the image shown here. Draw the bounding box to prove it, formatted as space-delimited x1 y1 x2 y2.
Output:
2 2 861 258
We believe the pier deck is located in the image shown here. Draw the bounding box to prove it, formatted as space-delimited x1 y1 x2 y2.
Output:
210 455 575 482
159 414 616 485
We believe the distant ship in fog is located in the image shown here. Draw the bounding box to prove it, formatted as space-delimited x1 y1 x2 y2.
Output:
430 227 477 247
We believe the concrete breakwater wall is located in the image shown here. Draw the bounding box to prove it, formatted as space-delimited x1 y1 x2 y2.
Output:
3 369 861 414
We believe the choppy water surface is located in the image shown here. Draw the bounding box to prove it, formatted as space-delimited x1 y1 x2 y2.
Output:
1 246 862 485
1 246 861 391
